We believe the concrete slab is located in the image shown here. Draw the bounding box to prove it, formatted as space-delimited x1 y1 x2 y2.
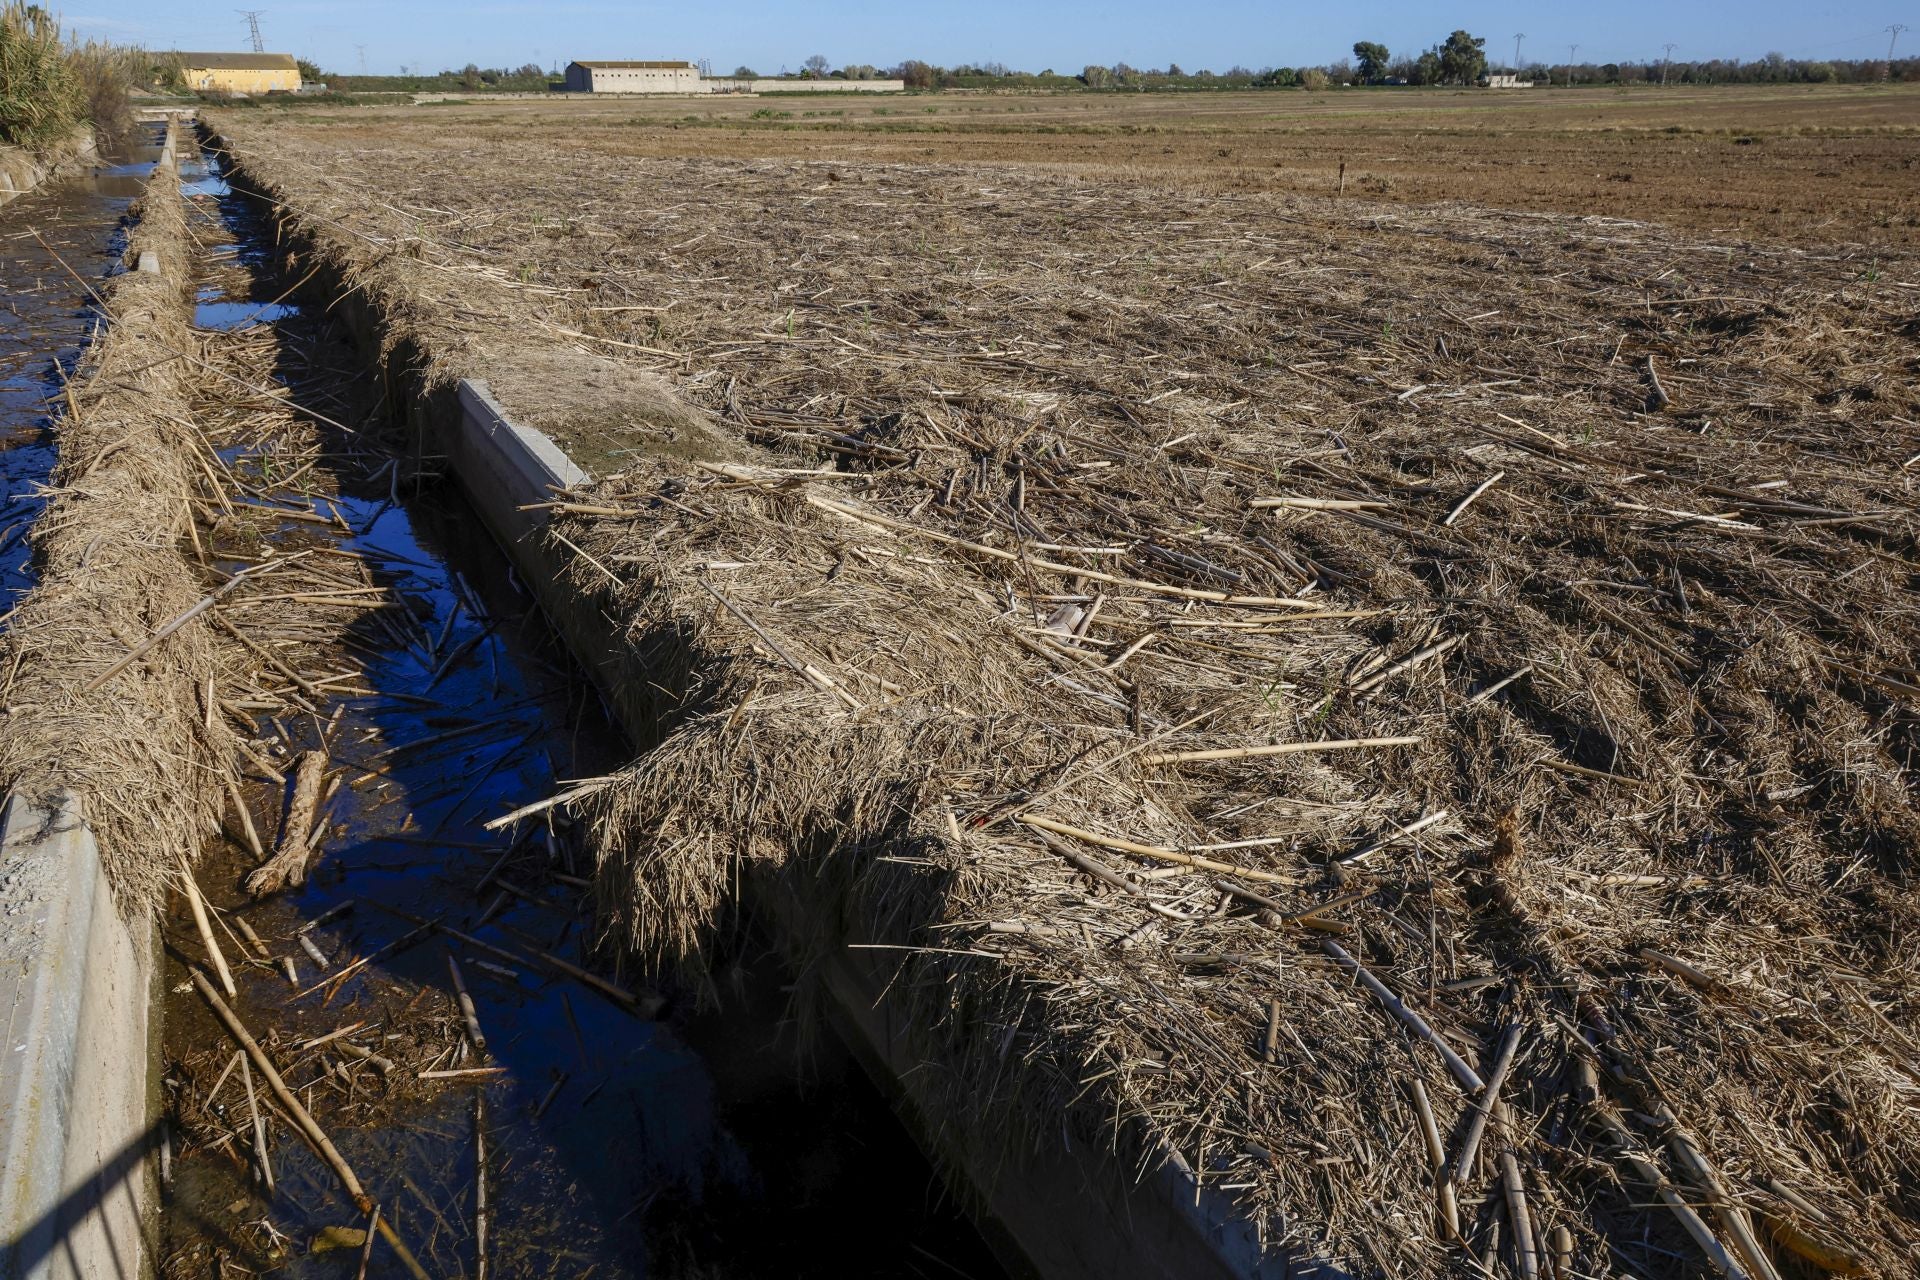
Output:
0 790 156 1280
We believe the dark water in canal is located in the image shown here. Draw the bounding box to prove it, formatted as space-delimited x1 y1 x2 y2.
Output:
0 132 168 612
1 130 1013 1278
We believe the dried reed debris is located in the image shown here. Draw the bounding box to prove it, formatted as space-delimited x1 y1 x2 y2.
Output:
210 116 1920 1279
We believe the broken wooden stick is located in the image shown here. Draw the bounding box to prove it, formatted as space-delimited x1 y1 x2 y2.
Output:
448 953 488 1055
190 969 429 1280
1444 472 1504 526
1323 940 1484 1091
1020 814 1301 887
1409 1078 1461 1238
1141 736 1420 766
1500 1152 1540 1280
177 855 236 997
239 1054 273 1194
1452 1023 1524 1185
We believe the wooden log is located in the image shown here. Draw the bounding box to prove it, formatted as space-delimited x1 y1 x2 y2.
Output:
245 749 327 896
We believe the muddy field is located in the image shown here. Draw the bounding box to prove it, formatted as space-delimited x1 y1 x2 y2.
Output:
210 93 1920 1280
250 83 1920 245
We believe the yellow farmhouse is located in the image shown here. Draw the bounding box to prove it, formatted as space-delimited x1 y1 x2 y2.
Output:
174 52 302 95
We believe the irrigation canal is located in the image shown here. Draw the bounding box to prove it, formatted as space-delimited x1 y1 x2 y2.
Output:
2 125 1014 1279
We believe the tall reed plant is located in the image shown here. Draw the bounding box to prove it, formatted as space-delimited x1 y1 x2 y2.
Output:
0 3 139 148
0 2 80 146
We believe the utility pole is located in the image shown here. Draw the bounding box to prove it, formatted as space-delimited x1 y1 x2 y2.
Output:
1889 25 1910 80
237 10 266 53
1566 43 1579 88
1512 32 1525 78
354 43 367 75
1661 42 1677 86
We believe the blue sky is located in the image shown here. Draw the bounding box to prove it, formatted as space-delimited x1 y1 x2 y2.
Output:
64 1 1911 77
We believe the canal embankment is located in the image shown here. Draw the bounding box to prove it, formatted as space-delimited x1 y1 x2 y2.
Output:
0 116 195 1280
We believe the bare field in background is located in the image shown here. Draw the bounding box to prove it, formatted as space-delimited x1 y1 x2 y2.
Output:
297 82 1920 244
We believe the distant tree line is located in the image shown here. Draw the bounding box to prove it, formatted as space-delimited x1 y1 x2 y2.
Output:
316 62 555 93
1345 31 1912 86
300 46 1918 96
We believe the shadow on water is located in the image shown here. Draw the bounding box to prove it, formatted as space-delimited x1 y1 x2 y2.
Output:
153 141 1018 1279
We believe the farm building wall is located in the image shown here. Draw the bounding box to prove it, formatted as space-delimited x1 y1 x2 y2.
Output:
565 61 703 93
714 78 907 94
174 52 301 94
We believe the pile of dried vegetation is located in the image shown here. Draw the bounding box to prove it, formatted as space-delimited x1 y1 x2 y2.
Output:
211 116 1920 1278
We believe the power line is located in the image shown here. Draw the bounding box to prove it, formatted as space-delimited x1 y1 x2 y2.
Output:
1660 42 1677 86
1513 32 1525 75
1889 24 1910 80
354 43 367 75
1566 43 1578 87
236 9 266 54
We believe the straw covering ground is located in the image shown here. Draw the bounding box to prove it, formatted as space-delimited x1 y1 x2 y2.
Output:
211 107 1920 1279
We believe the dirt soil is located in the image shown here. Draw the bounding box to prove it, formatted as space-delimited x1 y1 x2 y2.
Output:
210 98 1920 1280
238 83 1920 245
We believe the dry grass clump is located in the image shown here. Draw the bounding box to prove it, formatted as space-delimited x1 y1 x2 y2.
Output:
0 154 238 912
209 117 1920 1278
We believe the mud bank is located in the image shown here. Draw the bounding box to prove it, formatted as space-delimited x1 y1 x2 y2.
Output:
0 125 99 210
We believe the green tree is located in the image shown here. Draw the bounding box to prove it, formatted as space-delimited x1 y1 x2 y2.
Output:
1415 50 1441 85
295 57 322 81
892 59 933 89
1082 63 1112 88
732 65 756 78
1352 41 1388 82
1439 30 1486 84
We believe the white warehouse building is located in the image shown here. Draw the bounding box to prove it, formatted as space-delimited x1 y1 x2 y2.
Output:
563 60 703 92
563 58 904 94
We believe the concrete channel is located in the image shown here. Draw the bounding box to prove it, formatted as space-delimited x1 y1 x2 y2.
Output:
204 127 1312 1280
0 111 1306 1277
8 118 1027 1278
